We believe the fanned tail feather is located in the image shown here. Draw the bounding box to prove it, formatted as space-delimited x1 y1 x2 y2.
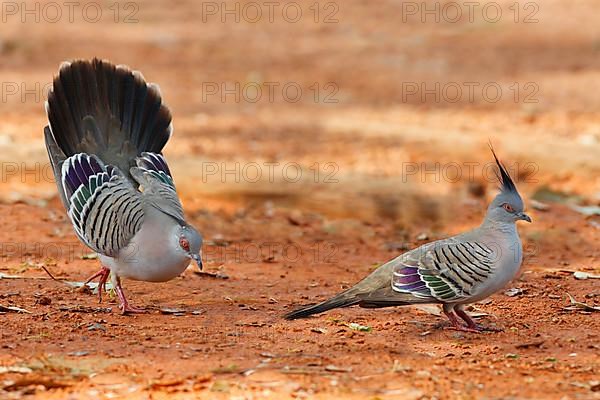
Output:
45 58 172 190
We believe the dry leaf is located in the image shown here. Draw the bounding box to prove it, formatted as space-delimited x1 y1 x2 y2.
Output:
346 322 371 332
564 293 600 312
0 366 33 374
0 305 31 314
504 288 524 297
574 271 600 280
325 365 352 372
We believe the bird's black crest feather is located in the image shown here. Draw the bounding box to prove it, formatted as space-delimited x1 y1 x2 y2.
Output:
488 142 517 193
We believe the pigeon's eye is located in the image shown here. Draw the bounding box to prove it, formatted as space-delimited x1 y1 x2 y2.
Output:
502 203 514 213
179 238 190 252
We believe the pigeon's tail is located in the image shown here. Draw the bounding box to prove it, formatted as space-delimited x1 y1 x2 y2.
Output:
44 58 172 189
284 292 361 320
283 291 417 319
284 261 426 320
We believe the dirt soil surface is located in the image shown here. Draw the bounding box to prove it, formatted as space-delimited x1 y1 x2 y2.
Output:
1 0 599 399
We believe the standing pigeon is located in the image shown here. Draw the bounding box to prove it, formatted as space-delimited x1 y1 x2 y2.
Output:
285 148 531 332
44 59 203 314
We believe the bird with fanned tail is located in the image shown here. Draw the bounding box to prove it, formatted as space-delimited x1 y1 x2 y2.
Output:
44 59 203 314
285 148 531 332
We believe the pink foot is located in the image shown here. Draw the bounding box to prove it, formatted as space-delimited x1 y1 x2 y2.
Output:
443 305 483 333
83 267 110 303
455 308 503 333
114 276 146 315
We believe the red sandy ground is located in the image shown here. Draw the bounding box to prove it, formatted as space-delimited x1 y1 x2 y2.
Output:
1 0 599 398
1 196 599 399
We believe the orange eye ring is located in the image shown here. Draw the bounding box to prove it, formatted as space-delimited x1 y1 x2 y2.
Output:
179 238 190 251
502 203 514 213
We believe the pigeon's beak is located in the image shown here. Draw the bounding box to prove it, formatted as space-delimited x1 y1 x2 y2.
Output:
517 212 532 223
191 253 203 270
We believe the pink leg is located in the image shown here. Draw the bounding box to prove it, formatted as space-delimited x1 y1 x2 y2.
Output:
84 267 110 303
114 276 146 315
443 304 480 333
455 306 503 332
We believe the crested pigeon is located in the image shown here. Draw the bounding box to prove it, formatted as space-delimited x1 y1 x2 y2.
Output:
44 59 203 314
285 148 531 332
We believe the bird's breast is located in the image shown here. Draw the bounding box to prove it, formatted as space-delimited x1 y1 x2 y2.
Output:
470 234 523 301
103 215 191 282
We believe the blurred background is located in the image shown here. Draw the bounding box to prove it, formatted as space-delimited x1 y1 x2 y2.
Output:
2 0 600 224
1 1 600 398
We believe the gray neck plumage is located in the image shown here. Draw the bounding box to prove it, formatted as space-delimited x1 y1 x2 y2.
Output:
480 218 518 234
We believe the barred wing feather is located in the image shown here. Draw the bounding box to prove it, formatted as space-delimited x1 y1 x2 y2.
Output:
131 152 184 222
62 153 144 256
392 241 495 302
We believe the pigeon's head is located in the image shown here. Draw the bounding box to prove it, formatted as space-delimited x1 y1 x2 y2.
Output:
486 145 531 224
177 224 203 270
